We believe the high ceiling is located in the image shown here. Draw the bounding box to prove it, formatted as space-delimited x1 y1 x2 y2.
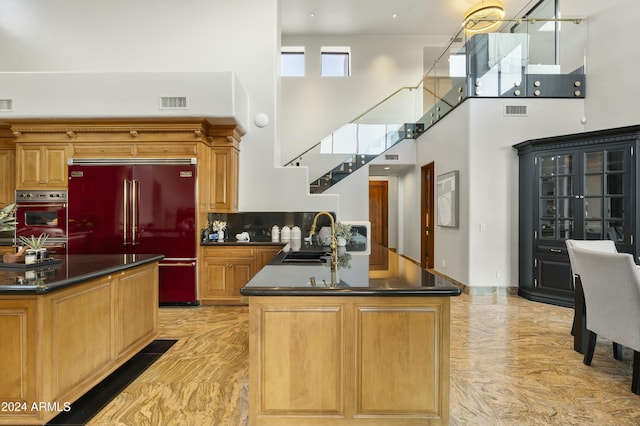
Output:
280 0 536 37
279 0 539 176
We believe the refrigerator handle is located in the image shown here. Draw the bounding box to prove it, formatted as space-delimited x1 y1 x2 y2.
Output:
123 179 129 245
132 179 139 245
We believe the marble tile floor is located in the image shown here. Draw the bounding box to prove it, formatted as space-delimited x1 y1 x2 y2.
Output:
87 294 640 425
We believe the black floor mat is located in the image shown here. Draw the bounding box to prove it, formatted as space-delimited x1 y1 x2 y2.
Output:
46 339 177 426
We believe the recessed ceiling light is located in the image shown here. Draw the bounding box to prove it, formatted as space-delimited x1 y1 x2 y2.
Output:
392 14 398 19
384 166 391 170
310 12 315 18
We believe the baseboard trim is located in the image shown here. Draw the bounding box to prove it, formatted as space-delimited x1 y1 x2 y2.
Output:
398 254 517 296
426 268 517 296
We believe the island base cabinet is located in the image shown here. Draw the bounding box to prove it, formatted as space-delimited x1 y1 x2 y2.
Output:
0 262 158 425
248 296 450 426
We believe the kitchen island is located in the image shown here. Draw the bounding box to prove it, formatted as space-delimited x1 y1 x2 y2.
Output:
0 253 163 425
241 244 461 426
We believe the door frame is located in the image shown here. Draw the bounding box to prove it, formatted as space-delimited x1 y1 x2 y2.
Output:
421 162 435 269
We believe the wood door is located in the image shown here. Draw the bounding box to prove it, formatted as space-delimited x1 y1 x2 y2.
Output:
369 180 388 270
421 163 435 269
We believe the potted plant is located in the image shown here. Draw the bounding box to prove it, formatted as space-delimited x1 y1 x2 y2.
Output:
0 203 22 263
19 233 50 263
335 222 352 247
0 203 16 232
210 220 227 242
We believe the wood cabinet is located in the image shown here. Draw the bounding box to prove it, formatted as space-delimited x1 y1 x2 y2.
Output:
248 295 451 425
199 245 282 304
71 143 135 157
8 117 243 247
0 124 15 205
0 148 15 205
0 261 158 425
208 145 239 212
200 246 255 304
515 125 640 307
136 142 198 157
71 142 198 158
255 246 282 270
16 144 68 189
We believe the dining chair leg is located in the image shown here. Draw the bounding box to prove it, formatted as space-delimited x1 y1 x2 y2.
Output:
632 351 640 395
613 343 623 361
573 278 587 354
584 330 597 366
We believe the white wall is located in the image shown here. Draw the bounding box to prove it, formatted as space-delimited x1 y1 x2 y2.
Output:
562 0 640 132
406 98 585 287
280 34 448 165
0 0 339 215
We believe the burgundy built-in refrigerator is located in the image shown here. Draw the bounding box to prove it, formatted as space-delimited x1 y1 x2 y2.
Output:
67 160 198 305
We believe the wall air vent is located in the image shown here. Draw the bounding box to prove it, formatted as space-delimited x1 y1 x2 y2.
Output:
0 99 14 111
159 96 188 110
504 105 527 116
385 154 399 160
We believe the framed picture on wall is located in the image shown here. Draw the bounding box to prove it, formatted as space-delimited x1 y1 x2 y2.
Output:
437 170 459 228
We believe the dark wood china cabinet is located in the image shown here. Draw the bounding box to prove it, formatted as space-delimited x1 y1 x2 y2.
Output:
515 125 640 307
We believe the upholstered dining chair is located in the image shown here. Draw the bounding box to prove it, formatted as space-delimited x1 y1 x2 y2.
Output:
570 246 640 394
565 239 620 356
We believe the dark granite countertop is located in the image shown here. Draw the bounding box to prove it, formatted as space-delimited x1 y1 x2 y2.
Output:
240 243 461 297
0 253 164 294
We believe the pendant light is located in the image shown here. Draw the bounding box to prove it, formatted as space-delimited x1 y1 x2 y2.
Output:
464 0 505 35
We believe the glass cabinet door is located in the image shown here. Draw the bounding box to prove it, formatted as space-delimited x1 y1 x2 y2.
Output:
582 148 627 242
538 153 575 240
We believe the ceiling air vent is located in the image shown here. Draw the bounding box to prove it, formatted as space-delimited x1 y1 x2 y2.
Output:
385 154 399 160
159 96 188 110
504 105 527 116
0 99 14 111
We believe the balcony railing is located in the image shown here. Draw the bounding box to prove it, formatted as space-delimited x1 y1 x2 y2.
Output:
285 16 586 194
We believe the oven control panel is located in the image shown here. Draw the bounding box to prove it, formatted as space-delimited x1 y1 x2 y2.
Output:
16 190 68 202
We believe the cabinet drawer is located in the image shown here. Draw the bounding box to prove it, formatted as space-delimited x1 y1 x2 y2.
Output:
202 246 255 258
73 144 134 157
136 143 197 156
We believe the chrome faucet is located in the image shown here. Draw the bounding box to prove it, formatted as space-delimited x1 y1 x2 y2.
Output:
309 211 338 283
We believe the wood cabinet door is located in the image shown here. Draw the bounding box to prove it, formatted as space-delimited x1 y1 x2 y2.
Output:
16 145 68 189
44 145 68 188
228 259 254 296
16 145 44 188
200 257 230 298
209 147 239 212
255 246 281 271
0 149 15 205
136 142 197 157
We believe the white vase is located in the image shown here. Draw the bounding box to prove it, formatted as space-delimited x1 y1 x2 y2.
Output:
318 227 332 246
337 236 347 247
218 230 225 242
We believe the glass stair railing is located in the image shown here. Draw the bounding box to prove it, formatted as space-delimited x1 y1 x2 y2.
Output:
304 123 425 194
285 14 586 194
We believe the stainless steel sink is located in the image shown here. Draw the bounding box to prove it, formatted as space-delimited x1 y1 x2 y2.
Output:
281 251 330 264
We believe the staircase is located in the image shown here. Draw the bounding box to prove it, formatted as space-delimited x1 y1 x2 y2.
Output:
307 123 424 194
284 16 586 195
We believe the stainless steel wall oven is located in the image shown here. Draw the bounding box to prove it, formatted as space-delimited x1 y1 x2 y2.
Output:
15 190 68 255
